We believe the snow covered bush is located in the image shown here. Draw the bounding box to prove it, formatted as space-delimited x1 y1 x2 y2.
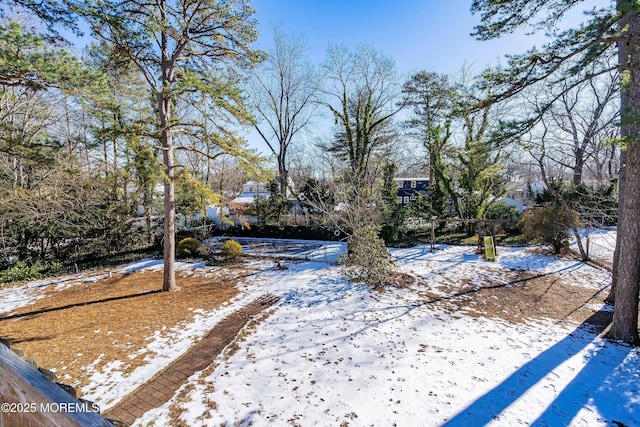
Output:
343 225 393 286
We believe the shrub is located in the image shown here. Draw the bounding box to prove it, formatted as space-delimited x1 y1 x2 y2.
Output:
519 205 579 253
196 244 212 259
344 225 393 286
221 239 243 260
485 202 520 222
0 261 65 286
485 201 521 234
176 237 201 257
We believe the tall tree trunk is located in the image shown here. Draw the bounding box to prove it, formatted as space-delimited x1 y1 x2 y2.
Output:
606 0 640 344
159 0 177 292
160 94 177 292
278 151 288 197
162 144 177 292
608 143 640 344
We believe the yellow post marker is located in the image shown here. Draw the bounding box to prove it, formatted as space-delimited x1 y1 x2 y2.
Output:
483 235 496 262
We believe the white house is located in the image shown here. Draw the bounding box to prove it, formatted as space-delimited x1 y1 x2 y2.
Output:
230 180 271 205
504 181 546 205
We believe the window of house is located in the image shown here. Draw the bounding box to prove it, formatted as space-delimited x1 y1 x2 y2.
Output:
397 197 402 204
411 180 416 188
397 181 404 189
403 196 410 204
410 195 416 201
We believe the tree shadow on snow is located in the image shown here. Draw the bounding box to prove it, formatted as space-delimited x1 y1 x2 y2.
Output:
498 248 582 272
442 309 639 427
391 245 449 264
280 276 367 308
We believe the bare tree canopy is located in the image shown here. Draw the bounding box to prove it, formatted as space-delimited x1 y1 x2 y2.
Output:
248 26 321 196
322 44 404 190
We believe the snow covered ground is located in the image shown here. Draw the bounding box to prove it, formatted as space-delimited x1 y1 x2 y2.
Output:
3 236 638 427
130 244 637 427
570 227 617 264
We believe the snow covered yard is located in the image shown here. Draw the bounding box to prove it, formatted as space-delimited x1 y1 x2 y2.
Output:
1 239 637 426
128 245 639 427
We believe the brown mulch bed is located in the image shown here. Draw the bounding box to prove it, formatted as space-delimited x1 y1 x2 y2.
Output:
451 270 610 324
0 265 251 391
382 248 613 327
402 265 612 326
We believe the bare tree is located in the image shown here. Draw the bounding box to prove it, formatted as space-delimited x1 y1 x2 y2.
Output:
590 126 620 184
249 26 321 196
525 118 589 260
545 68 619 185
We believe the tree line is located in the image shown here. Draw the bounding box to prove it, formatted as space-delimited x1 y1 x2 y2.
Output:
0 0 638 344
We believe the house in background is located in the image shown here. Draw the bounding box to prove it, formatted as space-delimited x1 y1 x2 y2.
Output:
504 181 546 209
230 180 271 205
394 178 429 206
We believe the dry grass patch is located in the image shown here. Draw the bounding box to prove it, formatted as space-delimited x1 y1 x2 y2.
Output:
0 265 251 390
395 263 610 326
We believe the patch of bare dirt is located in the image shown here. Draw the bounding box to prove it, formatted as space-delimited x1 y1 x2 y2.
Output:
458 270 608 323
0 265 253 390
412 268 611 326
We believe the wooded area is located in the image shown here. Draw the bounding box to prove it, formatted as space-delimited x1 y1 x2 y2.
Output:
0 0 638 344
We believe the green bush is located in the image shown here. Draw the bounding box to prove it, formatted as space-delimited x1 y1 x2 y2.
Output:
0 261 65 286
485 202 520 222
221 239 243 260
176 237 201 257
520 205 579 253
486 201 522 234
344 225 393 286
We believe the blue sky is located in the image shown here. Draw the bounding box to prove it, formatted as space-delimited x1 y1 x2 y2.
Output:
250 0 542 75
58 0 603 155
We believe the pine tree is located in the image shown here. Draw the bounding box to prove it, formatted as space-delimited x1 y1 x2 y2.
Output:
403 71 454 219
82 0 262 291
0 21 102 162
